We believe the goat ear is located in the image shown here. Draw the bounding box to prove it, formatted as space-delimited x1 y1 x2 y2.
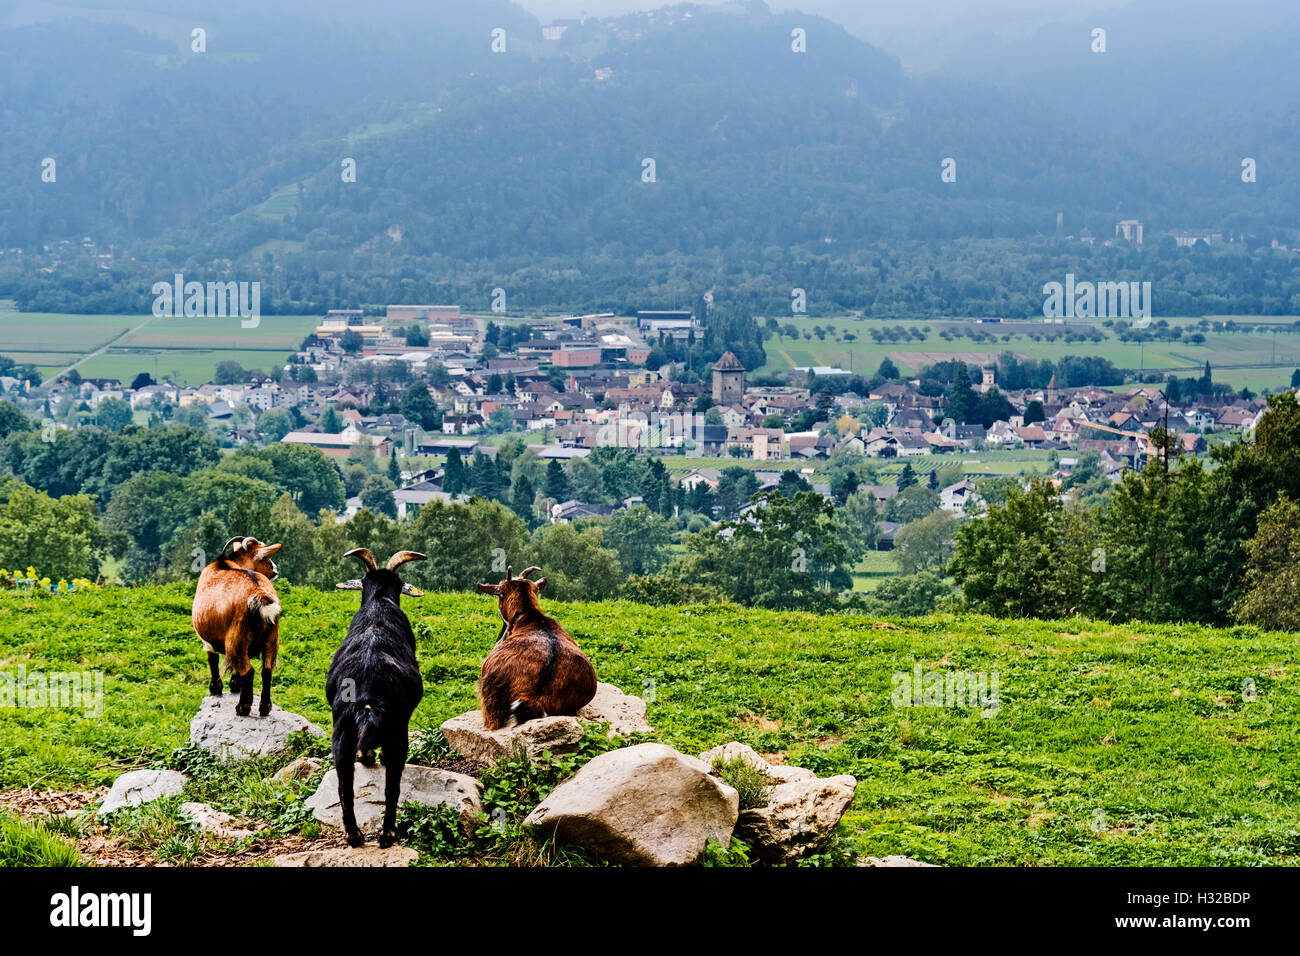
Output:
401 583 424 598
335 579 363 591
256 542 283 558
533 576 547 592
477 583 500 595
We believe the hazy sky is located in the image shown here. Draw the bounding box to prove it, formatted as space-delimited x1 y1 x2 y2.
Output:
516 0 1122 72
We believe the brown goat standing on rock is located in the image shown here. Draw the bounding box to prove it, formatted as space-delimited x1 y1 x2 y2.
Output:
477 566 596 730
192 536 283 717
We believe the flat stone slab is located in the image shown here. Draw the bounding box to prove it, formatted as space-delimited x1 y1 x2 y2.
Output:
440 710 586 766
441 682 651 767
98 769 188 817
304 764 483 837
189 695 325 764
275 846 417 867
576 682 653 736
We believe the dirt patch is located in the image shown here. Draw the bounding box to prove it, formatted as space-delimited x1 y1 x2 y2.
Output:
0 787 104 817
741 714 781 733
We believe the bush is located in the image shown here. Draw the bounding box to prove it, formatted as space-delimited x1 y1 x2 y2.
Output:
711 756 772 811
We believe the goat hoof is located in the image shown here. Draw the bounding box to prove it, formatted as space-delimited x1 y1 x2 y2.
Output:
346 832 365 848
234 704 251 717
259 703 271 717
378 832 396 849
208 685 222 697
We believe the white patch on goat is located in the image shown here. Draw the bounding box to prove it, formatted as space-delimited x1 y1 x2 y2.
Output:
200 640 218 654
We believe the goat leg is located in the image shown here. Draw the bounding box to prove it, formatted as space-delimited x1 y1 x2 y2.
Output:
207 653 223 696
379 730 407 849
333 721 364 847
259 667 272 717
235 667 254 717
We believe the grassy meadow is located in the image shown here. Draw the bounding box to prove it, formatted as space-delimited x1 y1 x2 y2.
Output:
1 584 1297 865
0 308 321 384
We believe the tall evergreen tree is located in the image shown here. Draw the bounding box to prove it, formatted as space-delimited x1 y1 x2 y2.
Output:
442 447 466 497
544 458 571 501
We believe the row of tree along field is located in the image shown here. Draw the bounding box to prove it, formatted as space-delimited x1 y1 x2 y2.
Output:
0 392 1298 632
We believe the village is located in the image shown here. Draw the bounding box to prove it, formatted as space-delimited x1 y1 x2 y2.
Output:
3 302 1272 533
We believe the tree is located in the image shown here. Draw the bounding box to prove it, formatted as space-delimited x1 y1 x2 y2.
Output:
833 489 881 564
0 401 34 438
94 396 133 431
897 462 917 490
877 357 900 380
1232 496 1300 631
359 475 397 518
885 484 940 523
235 443 346 514
830 469 859 505
526 522 622 602
214 360 248 385
130 372 154 390
387 452 401 485
256 408 294 442
510 473 537 526
1291 368 1300 389
604 506 672 577
1024 400 1046 424
319 407 344 434
443 447 467 497
893 510 957 574
340 329 363 354
866 571 952 617
948 481 1095 618
399 381 441 431
0 479 105 580
544 458 571 502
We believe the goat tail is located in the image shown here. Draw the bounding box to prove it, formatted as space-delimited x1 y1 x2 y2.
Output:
355 702 384 755
246 591 281 626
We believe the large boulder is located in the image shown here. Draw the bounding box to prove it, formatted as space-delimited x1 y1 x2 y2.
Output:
304 764 483 837
98 769 188 817
524 743 738 866
189 695 325 764
439 710 585 766
576 682 653 736
699 742 856 864
275 846 417 868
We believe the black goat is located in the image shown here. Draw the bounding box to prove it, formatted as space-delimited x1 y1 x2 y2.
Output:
326 547 426 848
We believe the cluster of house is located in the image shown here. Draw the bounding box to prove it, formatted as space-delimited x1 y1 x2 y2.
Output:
16 301 1283 530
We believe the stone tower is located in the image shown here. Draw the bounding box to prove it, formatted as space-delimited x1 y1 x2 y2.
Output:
711 351 746 405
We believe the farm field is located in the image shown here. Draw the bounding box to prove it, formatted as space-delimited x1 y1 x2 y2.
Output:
760 315 1300 392
0 308 320 384
1 585 1296 865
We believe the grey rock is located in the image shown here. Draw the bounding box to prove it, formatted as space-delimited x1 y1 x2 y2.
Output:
440 709 585 766
304 763 483 837
524 743 739 866
180 802 254 838
98 769 188 817
860 855 938 867
700 741 856 863
270 756 323 785
576 682 653 736
189 694 325 764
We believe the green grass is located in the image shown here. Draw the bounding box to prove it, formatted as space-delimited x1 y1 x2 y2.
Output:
2 584 1298 865
761 315 1300 392
0 311 322 384
0 811 82 866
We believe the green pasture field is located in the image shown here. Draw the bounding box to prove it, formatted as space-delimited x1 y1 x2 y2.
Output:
1 585 1296 865
761 315 1300 392
0 310 320 385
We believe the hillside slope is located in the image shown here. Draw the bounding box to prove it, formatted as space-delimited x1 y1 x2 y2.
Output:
1 584 1297 865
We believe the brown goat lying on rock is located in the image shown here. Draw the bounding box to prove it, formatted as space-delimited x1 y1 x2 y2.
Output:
477 566 596 730
192 535 283 717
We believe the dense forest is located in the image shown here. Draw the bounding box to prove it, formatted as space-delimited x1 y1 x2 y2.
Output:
2 0 1298 316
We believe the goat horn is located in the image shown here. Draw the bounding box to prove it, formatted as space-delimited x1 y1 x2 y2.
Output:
519 566 542 579
219 536 245 557
507 565 514 580
344 548 378 572
386 551 427 571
